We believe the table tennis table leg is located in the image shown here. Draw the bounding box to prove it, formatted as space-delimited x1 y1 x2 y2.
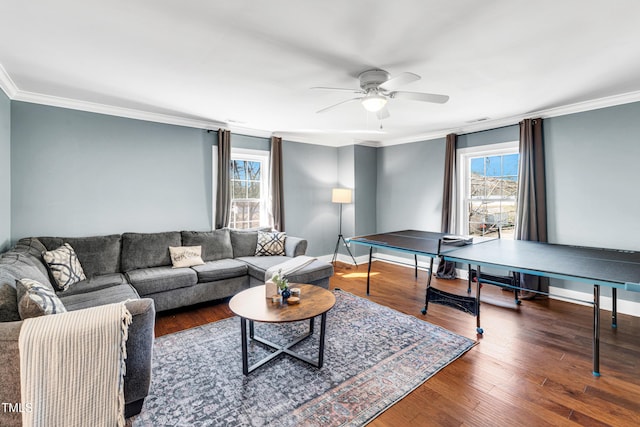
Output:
612 287 617 328
593 284 601 377
421 257 435 315
475 265 483 335
366 247 373 295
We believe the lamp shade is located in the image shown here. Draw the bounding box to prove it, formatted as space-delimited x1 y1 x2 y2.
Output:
361 94 387 112
332 188 352 204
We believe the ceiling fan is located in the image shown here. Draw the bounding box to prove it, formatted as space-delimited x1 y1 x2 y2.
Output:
312 69 449 120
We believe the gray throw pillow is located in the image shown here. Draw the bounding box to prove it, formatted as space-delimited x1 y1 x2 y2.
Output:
17 278 67 319
42 243 87 291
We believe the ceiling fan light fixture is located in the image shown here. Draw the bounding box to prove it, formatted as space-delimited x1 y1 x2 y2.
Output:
361 94 387 112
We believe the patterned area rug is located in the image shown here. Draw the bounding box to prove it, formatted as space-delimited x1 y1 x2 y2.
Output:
133 290 475 426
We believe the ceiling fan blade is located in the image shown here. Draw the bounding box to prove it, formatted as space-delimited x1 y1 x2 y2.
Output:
378 72 420 92
390 91 449 104
316 97 362 113
310 86 363 94
376 105 390 120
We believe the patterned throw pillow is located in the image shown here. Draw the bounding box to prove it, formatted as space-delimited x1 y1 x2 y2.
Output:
42 243 87 291
255 231 286 256
17 278 67 319
169 246 206 268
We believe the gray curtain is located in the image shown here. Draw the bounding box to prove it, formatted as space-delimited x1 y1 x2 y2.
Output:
437 133 457 279
516 118 549 295
441 133 457 233
215 129 231 229
270 136 285 231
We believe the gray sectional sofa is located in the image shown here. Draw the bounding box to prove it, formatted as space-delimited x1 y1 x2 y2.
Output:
0 228 333 425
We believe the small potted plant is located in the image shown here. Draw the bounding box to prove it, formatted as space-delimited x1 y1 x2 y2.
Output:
272 269 291 301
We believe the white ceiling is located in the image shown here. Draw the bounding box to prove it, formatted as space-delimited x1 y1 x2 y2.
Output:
2 0 640 146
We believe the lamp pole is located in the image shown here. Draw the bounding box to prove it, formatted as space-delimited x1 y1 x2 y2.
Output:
332 200 357 265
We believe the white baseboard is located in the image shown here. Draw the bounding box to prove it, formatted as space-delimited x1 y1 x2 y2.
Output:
325 255 640 318
548 286 640 317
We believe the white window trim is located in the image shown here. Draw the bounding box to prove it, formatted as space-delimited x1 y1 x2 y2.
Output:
456 141 519 236
230 148 270 229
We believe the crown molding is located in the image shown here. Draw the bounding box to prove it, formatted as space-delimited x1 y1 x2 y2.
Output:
3 59 640 147
0 64 18 98
376 90 640 147
12 89 227 130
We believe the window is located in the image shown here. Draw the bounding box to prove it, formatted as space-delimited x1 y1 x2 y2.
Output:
458 142 519 239
229 149 270 229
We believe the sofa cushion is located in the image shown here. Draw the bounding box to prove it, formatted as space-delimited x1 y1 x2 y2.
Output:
0 251 54 290
64 235 122 277
255 231 286 256
191 259 248 282
181 229 234 261
283 260 335 285
169 246 205 268
36 237 64 252
127 266 198 296
239 256 334 285
42 243 87 291
38 235 122 277
59 284 140 312
17 278 67 319
121 232 181 272
229 228 271 258
15 237 48 259
0 282 20 322
58 273 128 297
239 255 291 279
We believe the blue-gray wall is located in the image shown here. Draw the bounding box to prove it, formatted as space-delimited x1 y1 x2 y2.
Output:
544 102 640 303
283 140 338 256
337 145 355 251
0 90 10 251
11 102 214 238
376 138 446 232
457 125 519 149
353 145 377 257
232 133 270 151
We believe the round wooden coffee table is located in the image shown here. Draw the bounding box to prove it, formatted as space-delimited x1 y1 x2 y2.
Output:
229 283 336 375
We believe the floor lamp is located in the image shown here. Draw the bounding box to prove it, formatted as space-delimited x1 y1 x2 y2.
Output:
331 188 357 265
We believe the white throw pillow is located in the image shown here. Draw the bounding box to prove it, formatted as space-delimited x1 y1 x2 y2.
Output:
255 231 286 256
17 278 67 319
42 243 87 291
169 246 205 268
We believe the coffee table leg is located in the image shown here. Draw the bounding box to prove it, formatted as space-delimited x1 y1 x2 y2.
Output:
240 317 249 375
318 312 328 368
249 319 255 339
309 317 315 335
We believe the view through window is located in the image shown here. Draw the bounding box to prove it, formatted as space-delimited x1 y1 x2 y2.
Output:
459 143 519 239
229 150 269 229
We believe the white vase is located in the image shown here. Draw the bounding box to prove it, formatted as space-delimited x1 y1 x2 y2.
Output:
265 280 277 298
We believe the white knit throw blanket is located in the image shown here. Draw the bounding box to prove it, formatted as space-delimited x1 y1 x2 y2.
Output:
19 302 132 427
265 255 317 281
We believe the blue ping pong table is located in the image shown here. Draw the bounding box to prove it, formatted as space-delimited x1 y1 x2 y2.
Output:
348 230 640 376
443 238 640 376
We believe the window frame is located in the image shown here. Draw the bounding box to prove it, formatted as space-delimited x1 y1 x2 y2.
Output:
456 141 519 237
229 148 270 229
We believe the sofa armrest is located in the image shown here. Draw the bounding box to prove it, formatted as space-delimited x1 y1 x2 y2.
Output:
123 298 156 407
0 298 155 426
285 236 308 257
0 321 23 427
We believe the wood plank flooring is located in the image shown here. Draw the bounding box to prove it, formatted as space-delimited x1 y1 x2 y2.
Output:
154 261 640 426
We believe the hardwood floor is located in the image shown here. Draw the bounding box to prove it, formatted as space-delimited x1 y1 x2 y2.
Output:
154 261 640 426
